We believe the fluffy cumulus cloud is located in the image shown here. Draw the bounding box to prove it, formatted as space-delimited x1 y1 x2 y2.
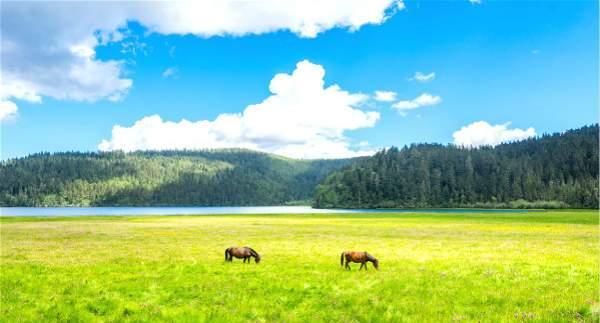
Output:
453 121 536 147
134 0 405 38
0 101 18 122
412 71 436 83
374 91 397 102
392 93 442 115
469 0 482 4
98 60 380 159
2 1 404 118
1 2 132 118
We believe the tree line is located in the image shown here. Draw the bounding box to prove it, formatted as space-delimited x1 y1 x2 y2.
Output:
314 125 599 209
2 125 597 208
0 149 354 206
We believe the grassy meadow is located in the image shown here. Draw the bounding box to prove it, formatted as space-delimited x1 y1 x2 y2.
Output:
1 211 598 322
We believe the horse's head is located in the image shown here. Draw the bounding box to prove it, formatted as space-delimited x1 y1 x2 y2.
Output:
254 254 261 263
366 253 379 270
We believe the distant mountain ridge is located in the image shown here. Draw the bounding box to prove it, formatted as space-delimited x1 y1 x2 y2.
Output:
0 149 358 206
313 125 599 209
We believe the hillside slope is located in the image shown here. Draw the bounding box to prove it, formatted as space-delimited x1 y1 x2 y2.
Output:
314 125 599 209
0 150 357 206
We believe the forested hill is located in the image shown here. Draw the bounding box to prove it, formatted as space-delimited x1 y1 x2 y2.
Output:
0 150 357 206
314 125 599 209
2 125 598 208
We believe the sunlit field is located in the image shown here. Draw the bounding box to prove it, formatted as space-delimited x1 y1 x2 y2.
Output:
1 211 598 322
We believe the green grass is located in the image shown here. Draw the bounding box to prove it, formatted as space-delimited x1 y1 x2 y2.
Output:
1 211 598 322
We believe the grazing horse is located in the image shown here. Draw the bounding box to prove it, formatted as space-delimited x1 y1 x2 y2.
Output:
225 246 261 263
340 251 379 270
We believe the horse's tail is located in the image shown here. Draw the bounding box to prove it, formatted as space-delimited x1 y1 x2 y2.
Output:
225 248 230 261
340 252 345 266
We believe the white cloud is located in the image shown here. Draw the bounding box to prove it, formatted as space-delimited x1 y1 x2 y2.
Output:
469 0 482 4
0 101 18 122
374 90 397 102
134 0 405 38
162 67 179 79
412 71 436 83
1 2 132 117
453 121 536 147
392 93 442 115
99 60 379 159
2 1 403 118
358 141 369 147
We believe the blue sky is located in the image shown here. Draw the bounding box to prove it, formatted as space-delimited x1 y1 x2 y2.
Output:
1 0 597 159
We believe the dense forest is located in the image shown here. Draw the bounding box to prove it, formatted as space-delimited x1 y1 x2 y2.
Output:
2 125 598 208
313 125 599 209
0 150 356 206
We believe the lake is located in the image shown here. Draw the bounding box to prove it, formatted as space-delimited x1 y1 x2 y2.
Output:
0 206 531 216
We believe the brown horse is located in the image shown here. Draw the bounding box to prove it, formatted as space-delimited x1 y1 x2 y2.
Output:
340 251 379 270
225 246 261 263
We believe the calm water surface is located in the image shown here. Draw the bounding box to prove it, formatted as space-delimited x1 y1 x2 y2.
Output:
0 206 529 216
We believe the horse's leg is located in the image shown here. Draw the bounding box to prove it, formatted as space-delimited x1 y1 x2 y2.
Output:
364 262 368 270
359 263 364 271
345 260 350 270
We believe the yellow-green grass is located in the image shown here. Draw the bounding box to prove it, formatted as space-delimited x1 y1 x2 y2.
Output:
1 211 598 322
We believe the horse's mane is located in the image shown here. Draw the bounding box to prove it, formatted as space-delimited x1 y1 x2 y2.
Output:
246 247 260 258
365 252 376 261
